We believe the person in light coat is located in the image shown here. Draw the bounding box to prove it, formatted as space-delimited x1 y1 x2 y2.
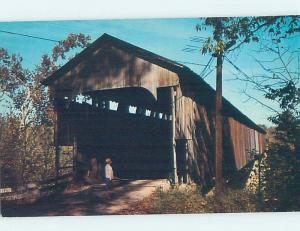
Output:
105 158 117 188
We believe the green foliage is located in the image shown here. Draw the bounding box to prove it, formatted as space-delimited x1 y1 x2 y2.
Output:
0 116 56 187
261 142 300 211
266 81 300 111
0 33 91 187
266 80 299 149
138 187 259 214
256 56 299 211
259 76 299 212
204 188 259 213
197 16 299 55
197 16 300 212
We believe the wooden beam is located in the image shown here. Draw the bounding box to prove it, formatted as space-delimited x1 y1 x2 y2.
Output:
73 135 77 173
170 86 178 184
184 139 188 184
54 97 60 183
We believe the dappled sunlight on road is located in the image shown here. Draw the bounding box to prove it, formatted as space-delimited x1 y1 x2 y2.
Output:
1 179 169 217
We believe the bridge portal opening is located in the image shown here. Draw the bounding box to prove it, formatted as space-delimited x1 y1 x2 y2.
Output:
56 87 174 180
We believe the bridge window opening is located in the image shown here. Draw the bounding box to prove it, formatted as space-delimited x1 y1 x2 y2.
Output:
85 98 92 105
75 94 85 104
145 109 151 117
109 101 118 111
155 112 161 119
163 114 169 120
129 106 137 114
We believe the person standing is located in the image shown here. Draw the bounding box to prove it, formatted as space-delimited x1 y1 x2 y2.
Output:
105 158 114 188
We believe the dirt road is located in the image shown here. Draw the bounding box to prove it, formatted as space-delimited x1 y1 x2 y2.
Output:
1 179 169 217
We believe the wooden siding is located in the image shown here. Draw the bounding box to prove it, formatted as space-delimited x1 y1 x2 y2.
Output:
175 86 214 185
54 64 266 184
52 46 179 100
228 118 265 170
173 80 266 184
45 34 266 185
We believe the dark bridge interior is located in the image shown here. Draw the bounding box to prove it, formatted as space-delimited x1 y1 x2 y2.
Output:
57 87 174 179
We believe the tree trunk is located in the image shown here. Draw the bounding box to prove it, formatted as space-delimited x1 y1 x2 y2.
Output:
215 53 223 195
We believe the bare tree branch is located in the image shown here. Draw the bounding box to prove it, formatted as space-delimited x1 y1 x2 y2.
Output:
241 89 279 113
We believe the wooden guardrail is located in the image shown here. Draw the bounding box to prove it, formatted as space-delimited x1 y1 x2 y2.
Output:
0 173 73 203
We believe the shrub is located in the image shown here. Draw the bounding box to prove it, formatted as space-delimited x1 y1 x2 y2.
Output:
261 143 300 211
125 186 260 214
204 188 259 213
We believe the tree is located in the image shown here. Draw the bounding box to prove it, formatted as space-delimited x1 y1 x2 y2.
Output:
233 40 299 153
233 42 300 211
196 16 300 194
0 33 91 186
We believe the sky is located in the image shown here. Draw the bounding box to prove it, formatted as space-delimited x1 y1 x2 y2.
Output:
0 18 299 126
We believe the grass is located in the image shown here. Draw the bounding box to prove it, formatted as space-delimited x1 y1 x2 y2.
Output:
120 186 260 214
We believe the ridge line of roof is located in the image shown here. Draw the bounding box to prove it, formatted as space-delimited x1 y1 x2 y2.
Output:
41 33 187 85
101 33 186 69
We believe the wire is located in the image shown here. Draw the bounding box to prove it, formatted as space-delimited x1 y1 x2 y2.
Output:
200 56 213 78
0 29 213 108
174 60 207 66
224 55 251 79
0 29 59 43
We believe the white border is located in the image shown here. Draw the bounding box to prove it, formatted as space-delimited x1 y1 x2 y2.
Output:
0 0 299 22
1 0 300 230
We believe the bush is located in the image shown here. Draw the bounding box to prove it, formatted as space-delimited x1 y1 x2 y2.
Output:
204 188 259 213
261 143 300 211
124 186 260 214
149 187 207 214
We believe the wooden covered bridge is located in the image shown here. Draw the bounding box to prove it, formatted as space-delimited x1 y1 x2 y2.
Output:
41 33 265 187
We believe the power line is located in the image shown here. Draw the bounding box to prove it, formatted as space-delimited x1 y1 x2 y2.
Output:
200 56 213 78
174 60 207 66
202 68 214 79
0 29 59 43
224 55 251 79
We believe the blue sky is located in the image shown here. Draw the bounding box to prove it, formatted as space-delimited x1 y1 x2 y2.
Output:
0 18 299 126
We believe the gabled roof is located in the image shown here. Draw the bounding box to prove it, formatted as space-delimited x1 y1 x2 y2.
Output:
41 33 265 134
41 33 186 85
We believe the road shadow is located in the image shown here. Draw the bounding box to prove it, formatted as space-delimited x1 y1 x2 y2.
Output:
1 179 161 217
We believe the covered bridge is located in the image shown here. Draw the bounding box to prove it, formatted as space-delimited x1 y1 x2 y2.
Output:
42 33 265 186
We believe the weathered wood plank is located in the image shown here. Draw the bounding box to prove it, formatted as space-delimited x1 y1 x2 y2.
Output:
53 46 179 100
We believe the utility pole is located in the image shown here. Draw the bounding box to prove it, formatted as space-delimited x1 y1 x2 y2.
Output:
215 52 223 195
